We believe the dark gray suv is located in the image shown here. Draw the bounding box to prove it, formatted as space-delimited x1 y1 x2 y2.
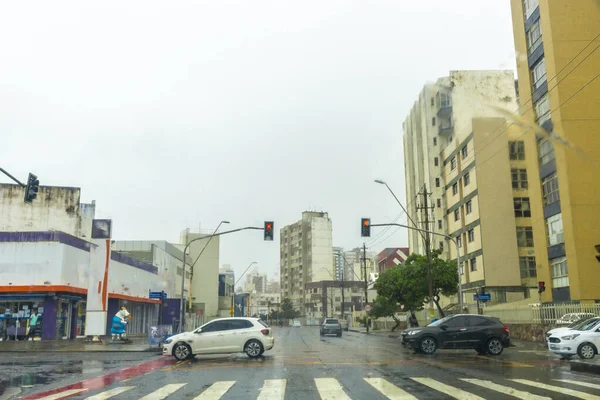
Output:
320 318 342 337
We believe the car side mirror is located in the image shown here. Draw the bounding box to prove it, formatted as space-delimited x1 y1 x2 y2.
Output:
194 329 202 334
440 325 448 330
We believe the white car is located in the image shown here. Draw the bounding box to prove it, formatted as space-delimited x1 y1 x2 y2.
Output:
163 317 275 361
548 318 600 359
556 313 596 325
293 320 301 327
546 317 600 340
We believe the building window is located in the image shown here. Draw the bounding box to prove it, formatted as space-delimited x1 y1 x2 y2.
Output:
431 97 434 106
535 94 551 124
466 200 472 214
532 58 547 90
433 137 437 146
451 157 457 170
509 141 525 160
432 117 436 126
514 197 532 217
551 256 569 288
546 213 564 246
457 236 462 248
435 178 440 188
454 209 460 222
464 172 470 186
461 146 468 159
470 258 477 272
468 229 475 243
542 172 560 206
437 199 441 207
439 241 444 250
520 256 537 278
527 19 542 54
511 168 529 190
448 135 453 142
516 227 534 247
452 182 458 195
434 157 439 166
438 220 442 229
523 0 539 20
538 138 555 166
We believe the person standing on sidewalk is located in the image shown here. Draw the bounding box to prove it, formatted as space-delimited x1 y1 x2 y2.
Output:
28 309 39 341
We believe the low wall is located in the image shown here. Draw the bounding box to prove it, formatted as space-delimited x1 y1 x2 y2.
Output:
506 323 547 342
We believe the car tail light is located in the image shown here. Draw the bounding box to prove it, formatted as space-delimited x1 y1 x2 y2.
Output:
502 326 510 334
261 329 270 336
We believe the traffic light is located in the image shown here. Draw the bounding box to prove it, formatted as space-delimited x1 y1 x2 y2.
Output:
24 173 39 203
595 245 600 263
361 218 371 237
538 281 546 294
264 221 274 241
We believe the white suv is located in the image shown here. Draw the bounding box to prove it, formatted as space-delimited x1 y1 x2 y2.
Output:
548 318 600 359
163 318 275 361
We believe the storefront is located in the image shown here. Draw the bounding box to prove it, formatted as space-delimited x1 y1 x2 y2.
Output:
0 296 46 341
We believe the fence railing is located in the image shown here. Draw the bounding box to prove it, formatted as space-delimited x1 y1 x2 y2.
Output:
482 302 600 325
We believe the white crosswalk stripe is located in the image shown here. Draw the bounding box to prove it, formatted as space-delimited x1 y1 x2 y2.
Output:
138 383 187 400
257 379 287 400
411 377 484 400
512 379 600 400
462 379 550 400
86 386 135 400
314 378 351 400
193 381 236 399
364 378 417 399
555 379 600 390
35 389 88 400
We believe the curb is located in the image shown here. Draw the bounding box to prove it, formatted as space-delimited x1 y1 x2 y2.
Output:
570 360 600 375
0 347 161 353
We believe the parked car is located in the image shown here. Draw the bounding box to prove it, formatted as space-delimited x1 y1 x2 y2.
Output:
548 317 600 359
556 313 596 325
163 317 274 361
546 317 600 340
293 320 301 327
401 314 510 356
320 318 342 337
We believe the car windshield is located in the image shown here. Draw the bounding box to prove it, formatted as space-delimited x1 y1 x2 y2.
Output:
428 316 453 327
576 319 600 331
568 317 598 329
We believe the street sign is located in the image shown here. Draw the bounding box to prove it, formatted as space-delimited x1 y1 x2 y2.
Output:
364 304 372 312
473 293 491 301
149 291 167 300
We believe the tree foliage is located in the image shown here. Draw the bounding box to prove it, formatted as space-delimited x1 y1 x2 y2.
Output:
374 249 458 317
367 295 402 331
280 297 300 319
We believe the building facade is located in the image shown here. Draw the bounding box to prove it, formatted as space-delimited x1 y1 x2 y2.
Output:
280 211 333 315
376 247 410 273
332 247 344 280
510 0 600 302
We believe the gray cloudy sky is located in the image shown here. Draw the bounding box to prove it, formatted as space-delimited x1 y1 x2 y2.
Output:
1 1 516 280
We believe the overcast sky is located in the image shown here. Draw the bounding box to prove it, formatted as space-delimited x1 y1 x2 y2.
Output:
0 1 516 281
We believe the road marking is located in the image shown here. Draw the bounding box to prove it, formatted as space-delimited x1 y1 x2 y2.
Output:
364 378 417 399
462 379 550 400
511 379 600 400
163 360 191 371
194 381 236 399
138 384 187 400
257 379 287 400
86 387 135 399
34 389 88 400
411 378 484 400
314 378 351 400
554 379 600 390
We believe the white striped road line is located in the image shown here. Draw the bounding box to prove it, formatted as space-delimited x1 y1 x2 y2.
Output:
555 379 600 390
315 378 351 400
411 378 484 400
35 389 88 400
462 379 550 400
364 378 417 399
257 379 287 400
194 381 236 399
138 383 187 400
86 387 135 400
512 379 600 400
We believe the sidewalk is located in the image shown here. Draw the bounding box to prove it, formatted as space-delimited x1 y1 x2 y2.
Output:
0 336 161 353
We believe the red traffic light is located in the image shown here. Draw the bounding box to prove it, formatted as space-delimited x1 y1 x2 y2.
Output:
363 219 370 226
361 218 371 237
264 221 274 241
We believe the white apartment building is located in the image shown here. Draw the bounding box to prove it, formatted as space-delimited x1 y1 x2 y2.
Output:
280 211 333 314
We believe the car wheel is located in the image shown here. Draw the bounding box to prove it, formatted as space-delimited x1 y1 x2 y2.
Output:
486 338 504 356
419 337 437 355
172 342 192 361
245 339 264 358
578 343 596 360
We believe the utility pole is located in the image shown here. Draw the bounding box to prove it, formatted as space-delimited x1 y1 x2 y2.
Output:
416 185 435 320
340 266 345 320
362 242 369 333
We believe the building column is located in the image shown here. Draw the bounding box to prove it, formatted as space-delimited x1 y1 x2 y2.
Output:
42 296 57 340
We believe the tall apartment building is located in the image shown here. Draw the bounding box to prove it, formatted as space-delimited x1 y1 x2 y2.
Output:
343 247 376 282
333 247 344 281
404 70 541 306
245 270 268 293
510 0 600 302
280 211 333 313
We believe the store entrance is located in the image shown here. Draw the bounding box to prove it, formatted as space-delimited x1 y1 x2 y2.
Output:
56 300 72 339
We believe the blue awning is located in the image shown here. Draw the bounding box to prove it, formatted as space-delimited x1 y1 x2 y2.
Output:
0 294 46 300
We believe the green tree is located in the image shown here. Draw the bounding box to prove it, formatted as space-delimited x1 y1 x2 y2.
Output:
280 297 300 319
367 296 402 331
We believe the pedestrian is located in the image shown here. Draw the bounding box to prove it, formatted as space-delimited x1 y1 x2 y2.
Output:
409 312 419 328
28 309 39 341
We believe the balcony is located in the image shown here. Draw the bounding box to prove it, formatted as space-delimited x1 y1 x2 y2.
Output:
438 121 454 136
436 92 452 118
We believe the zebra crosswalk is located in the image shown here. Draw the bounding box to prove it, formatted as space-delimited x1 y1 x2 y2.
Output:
31 376 600 400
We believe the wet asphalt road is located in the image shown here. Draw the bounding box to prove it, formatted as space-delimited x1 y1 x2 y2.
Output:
5 327 600 399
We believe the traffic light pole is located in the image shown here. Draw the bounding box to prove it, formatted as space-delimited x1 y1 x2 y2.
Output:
178 227 263 333
0 168 25 187
370 223 463 312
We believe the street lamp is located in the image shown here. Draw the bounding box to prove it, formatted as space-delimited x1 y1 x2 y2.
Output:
232 261 257 317
374 180 423 239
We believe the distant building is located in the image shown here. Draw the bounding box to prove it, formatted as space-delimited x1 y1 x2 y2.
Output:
266 280 280 294
245 270 268 293
332 247 344 281
376 247 410 273
343 247 376 282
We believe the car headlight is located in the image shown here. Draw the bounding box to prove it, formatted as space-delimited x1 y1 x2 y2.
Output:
408 330 421 335
561 334 580 341
165 338 173 344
